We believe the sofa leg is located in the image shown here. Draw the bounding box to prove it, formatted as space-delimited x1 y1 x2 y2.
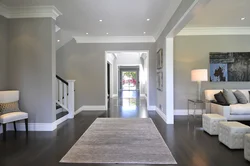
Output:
25 119 28 136
13 121 17 133
2 124 6 141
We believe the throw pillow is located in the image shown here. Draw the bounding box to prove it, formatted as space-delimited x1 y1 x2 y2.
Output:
223 89 238 105
234 90 248 104
0 101 21 115
214 91 228 105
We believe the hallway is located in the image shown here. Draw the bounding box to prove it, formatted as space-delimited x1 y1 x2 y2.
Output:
107 90 148 118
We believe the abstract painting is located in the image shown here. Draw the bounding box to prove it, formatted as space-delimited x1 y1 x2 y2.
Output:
210 52 250 82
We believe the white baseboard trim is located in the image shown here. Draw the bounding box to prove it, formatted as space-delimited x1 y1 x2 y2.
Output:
175 109 204 115
140 94 147 99
55 114 69 126
112 94 118 98
156 107 167 123
0 122 57 134
147 105 156 111
75 105 107 115
112 94 147 99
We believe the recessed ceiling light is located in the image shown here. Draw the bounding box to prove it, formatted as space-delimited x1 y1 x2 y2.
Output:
143 32 146 34
86 33 89 35
241 17 245 20
99 19 103 22
106 32 109 35
57 40 60 42
146 18 150 21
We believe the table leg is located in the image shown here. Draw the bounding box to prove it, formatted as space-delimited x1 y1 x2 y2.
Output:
194 103 196 118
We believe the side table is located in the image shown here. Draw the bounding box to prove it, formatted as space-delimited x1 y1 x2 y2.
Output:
187 99 205 119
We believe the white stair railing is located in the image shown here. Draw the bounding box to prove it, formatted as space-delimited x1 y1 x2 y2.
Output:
56 75 75 119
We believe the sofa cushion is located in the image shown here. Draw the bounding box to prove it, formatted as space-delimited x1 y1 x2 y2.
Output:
230 103 250 115
0 112 28 124
214 92 228 105
0 101 20 115
223 89 238 104
234 90 248 104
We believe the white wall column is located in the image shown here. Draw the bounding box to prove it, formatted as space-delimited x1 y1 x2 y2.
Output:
165 37 174 124
67 80 75 119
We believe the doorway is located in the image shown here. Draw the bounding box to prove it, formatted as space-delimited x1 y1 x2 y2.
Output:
118 66 139 99
104 50 149 111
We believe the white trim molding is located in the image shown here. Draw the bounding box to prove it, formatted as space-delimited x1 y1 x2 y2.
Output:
0 122 57 134
73 36 155 44
156 107 167 123
0 3 62 20
178 27 250 36
147 105 156 111
75 105 107 115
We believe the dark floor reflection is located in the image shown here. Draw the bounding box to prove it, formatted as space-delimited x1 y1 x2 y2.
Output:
107 90 148 118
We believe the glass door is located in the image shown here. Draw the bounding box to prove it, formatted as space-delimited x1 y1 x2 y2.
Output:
119 67 139 99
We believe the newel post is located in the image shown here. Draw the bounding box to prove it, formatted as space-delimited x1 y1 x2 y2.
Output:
67 80 75 119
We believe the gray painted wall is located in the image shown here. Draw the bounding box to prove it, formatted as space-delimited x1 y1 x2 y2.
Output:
8 18 56 123
174 35 250 110
155 0 196 115
56 40 156 110
0 16 8 90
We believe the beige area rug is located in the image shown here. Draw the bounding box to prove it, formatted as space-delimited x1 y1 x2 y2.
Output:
60 118 177 164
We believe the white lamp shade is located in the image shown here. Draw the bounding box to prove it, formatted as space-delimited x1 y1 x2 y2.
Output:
191 69 208 82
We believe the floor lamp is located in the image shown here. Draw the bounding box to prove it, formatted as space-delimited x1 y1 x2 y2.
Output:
191 69 208 101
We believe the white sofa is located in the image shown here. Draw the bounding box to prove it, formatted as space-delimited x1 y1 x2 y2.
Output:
205 89 250 121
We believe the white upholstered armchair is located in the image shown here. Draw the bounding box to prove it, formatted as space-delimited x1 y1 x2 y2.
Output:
0 91 28 140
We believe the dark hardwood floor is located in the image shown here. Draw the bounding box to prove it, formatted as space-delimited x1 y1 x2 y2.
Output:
0 98 250 166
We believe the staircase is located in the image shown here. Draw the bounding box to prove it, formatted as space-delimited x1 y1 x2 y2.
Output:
56 75 75 119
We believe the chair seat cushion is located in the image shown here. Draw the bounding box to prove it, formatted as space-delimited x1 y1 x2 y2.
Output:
0 112 28 124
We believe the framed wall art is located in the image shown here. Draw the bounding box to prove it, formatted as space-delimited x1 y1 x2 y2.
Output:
210 52 250 82
157 48 163 69
157 71 163 91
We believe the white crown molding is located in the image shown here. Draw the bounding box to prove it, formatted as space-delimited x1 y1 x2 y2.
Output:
0 3 62 20
177 27 250 36
0 3 9 18
73 36 156 44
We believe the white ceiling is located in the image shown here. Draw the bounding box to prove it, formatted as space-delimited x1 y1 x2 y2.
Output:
187 0 250 27
1 0 182 38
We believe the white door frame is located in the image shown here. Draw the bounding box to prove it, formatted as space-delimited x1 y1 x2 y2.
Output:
105 50 149 110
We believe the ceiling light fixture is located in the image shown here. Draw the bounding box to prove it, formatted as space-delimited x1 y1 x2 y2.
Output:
99 19 103 22
241 17 245 20
146 18 150 21
57 40 60 42
106 32 109 35
86 33 89 35
143 32 146 34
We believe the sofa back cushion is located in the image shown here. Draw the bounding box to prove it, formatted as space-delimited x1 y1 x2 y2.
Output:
223 89 238 104
234 90 248 104
214 92 228 105
205 89 250 102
